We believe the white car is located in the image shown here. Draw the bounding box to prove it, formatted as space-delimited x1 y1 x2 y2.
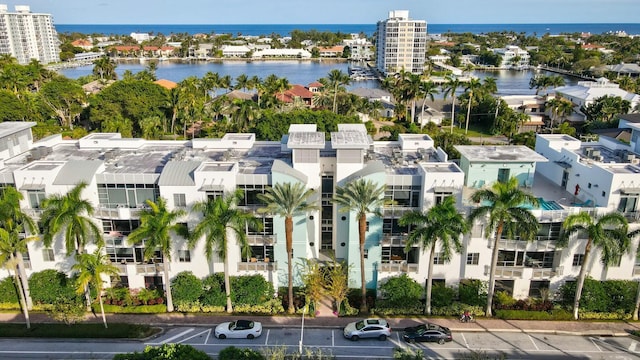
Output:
343 318 391 341
214 319 263 339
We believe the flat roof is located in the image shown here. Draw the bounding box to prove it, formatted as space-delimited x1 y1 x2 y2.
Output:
455 145 549 163
287 131 325 148
0 122 36 139
331 131 371 149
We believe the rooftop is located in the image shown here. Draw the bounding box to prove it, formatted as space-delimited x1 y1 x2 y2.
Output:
456 145 549 163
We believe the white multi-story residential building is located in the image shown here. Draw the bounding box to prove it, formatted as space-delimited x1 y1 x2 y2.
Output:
375 10 427 75
2 120 640 300
0 4 60 64
493 45 530 69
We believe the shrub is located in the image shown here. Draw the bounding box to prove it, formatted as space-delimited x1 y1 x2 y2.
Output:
339 299 359 316
113 344 210 360
432 303 484 317
278 286 306 311
346 288 376 311
458 279 487 307
431 284 456 308
494 309 573 320
47 297 86 325
494 291 516 308
218 346 265 360
232 298 284 315
136 288 160 305
201 273 226 307
29 270 77 304
171 271 203 306
558 278 635 314
98 304 167 314
378 274 423 308
602 280 636 314
371 304 423 316
579 310 631 320
0 277 19 304
231 274 273 306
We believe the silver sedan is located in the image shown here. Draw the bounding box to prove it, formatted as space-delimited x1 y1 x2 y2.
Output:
343 318 391 341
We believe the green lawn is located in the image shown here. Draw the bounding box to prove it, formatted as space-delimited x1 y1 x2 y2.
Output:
451 123 494 138
0 323 159 338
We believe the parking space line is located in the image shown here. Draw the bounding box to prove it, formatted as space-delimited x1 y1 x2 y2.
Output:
146 328 195 345
204 329 211 344
629 340 638 352
396 332 401 343
332 330 335 347
590 337 603 352
461 333 469 349
528 334 539 351
178 329 210 344
264 329 270 345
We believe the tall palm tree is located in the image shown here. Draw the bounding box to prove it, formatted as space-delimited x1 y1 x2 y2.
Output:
560 212 631 320
418 80 439 125
463 78 482 135
258 182 317 314
400 196 468 315
73 247 119 328
41 182 103 309
327 69 351 113
443 76 462 134
547 98 574 128
189 191 260 313
468 177 539 317
333 179 386 313
234 74 249 92
127 198 187 313
0 228 30 328
0 187 37 310
92 56 117 81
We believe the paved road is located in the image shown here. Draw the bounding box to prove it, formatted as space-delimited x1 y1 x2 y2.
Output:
1 326 640 359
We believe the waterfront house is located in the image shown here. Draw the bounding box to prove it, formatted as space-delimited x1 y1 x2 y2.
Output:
493 45 530 69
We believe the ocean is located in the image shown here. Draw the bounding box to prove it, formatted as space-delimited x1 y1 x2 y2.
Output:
55 23 640 37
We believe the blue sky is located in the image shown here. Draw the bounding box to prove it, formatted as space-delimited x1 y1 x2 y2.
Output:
4 0 640 24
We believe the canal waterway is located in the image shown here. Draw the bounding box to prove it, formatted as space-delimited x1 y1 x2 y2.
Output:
59 61 581 95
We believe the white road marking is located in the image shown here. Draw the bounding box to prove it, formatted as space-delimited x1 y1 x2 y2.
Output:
528 334 539 351
589 337 603 352
629 340 638 353
396 331 401 343
264 329 270 345
177 329 210 344
332 330 335 347
204 329 211 344
461 333 469 348
147 328 194 345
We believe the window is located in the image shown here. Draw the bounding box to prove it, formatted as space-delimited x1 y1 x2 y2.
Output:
529 280 550 298
618 195 638 213
382 246 418 264
433 252 445 265
173 193 186 207
27 190 46 208
247 217 273 235
382 218 409 235
42 248 54 262
111 275 128 288
238 185 269 207
144 276 163 291
97 183 159 209
385 185 420 208
466 253 479 265
178 250 191 262
206 191 223 200
572 254 584 266
245 245 274 262
434 191 453 205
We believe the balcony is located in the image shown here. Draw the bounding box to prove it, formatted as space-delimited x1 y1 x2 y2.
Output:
135 262 169 275
237 261 277 272
114 263 128 275
532 266 562 278
621 212 640 223
382 206 415 217
381 234 407 246
498 239 558 251
488 266 523 279
96 205 145 219
247 235 275 246
23 208 43 218
380 261 418 273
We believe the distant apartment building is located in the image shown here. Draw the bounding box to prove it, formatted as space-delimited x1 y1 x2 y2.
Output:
130 32 151 43
0 4 60 64
493 45 530 69
375 10 427 75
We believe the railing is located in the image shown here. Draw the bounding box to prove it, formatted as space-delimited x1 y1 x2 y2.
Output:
381 234 407 246
621 212 640 223
237 261 277 272
135 262 169 274
96 205 145 219
114 263 128 275
532 267 562 278
379 262 418 272
488 266 523 278
382 207 415 217
498 239 558 251
246 235 275 246
634 266 640 276
23 208 43 218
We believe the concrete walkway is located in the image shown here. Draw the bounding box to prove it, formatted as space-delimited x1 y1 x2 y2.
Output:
2 312 639 337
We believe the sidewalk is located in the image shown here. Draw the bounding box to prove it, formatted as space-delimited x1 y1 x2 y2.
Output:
2 312 639 337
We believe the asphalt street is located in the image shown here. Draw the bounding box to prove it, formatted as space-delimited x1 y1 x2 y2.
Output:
1 326 640 359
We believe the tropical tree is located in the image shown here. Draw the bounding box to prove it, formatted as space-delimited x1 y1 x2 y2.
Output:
39 77 87 128
127 198 187 312
333 179 386 313
560 212 631 320
327 69 351 113
258 182 317 314
234 73 249 92
443 76 462 133
547 98 574 128
418 80 439 126
325 255 350 316
72 247 120 328
92 56 117 81
468 177 539 317
462 78 482 135
0 187 37 310
0 228 30 328
188 191 260 313
41 182 103 307
399 196 468 315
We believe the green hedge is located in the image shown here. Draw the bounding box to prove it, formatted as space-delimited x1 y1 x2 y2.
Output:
432 303 484 317
171 271 203 305
29 270 78 304
494 309 573 320
0 278 18 303
96 304 167 314
558 278 637 314
114 344 210 360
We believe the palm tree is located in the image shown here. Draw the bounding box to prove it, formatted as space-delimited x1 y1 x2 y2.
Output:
418 80 439 126
0 228 30 328
560 212 631 320
127 198 187 313
399 196 468 315
327 69 351 113
258 182 317 314
468 177 539 317
333 179 386 313
41 182 103 308
92 56 117 81
72 247 119 328
0 187 37 310
463 78 482 135
547 98 574 128
443 76 462 134
234 74 249 92
188 191 260 313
